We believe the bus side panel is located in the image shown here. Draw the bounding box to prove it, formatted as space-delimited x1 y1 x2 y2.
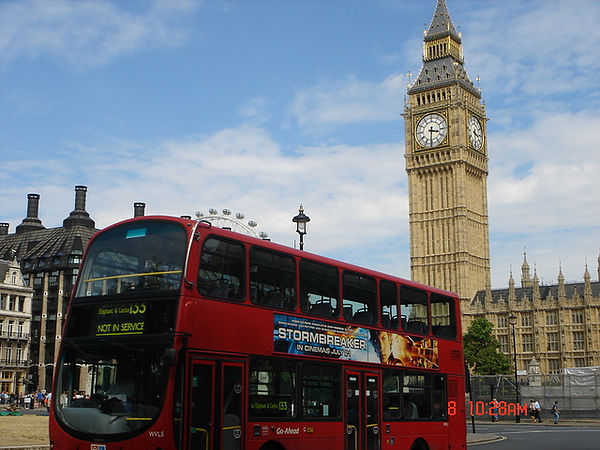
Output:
381 422 447 449
186 299 275 355
447 374 467 449
245 421 345 450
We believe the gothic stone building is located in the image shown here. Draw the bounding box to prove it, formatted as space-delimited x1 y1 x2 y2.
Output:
468 253 600 375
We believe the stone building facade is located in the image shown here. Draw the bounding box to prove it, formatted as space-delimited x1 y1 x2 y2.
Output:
468 253 600 374
0 256 33 396
0 186 97 391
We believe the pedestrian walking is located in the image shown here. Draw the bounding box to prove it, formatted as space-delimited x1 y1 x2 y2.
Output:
529 399 537 423
551 401 560 424
534 399 542 423
491 398 499 422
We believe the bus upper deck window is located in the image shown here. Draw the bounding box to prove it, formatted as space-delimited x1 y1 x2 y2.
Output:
198 237 245 302
342 271 377 325
431 294 456 338
250 247 296 310
299 260 339 319
380 280 399 329
400 286 429 334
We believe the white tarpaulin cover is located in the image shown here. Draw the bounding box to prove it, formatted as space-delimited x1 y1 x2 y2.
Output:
562 367 600 390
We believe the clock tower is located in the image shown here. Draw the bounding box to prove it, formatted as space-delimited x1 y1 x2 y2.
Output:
403 0 490 313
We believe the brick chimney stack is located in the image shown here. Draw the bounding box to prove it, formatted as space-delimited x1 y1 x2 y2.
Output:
15 193 46 234
63 185 96 228
134 202 146 217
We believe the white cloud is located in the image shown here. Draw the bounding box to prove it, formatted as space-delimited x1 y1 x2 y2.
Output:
2 124 408 276
89 127 404 275
489 111 600 201
236 97 270 125
487 109 600 286
288 74 406 133
0 0 198 69
466 0 600 118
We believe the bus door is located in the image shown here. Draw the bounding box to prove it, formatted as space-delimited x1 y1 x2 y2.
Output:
187 359 244 450
345 370 380 450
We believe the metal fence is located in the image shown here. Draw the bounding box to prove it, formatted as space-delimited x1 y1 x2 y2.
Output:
470 372 600 419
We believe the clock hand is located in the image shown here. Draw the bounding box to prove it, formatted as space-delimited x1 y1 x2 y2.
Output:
428 125 438 142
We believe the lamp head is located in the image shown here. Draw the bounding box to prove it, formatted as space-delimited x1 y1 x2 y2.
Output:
292 204 310 235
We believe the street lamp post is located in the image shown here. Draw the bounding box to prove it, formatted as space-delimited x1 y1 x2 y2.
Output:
292 204 310 250
509 313 520 423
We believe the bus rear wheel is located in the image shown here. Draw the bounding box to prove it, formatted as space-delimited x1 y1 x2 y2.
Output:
410 438 429 450
259 441 285 450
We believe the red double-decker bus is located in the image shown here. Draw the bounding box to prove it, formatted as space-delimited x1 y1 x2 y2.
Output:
50 215 466 450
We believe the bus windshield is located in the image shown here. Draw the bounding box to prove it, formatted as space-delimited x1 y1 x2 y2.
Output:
54 338 172 438
75 221 187 297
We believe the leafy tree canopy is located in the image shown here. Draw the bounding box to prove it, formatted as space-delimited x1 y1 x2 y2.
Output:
463 317 511 375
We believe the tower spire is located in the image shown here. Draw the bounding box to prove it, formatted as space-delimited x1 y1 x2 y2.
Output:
426 0 460 42
409 0 478 97
521 249 532 288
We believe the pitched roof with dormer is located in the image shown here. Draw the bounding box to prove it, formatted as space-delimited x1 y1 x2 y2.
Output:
0 226 97 272
0 186 98 273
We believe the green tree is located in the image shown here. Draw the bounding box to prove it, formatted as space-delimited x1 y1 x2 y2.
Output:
463 317 511 375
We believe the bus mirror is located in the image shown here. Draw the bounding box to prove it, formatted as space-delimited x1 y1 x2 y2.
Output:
164 348 177 367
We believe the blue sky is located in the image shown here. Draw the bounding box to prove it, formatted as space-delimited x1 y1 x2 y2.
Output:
1 0 599 289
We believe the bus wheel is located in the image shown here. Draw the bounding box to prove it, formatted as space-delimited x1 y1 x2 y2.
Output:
410 438 429 450
259 441 285 450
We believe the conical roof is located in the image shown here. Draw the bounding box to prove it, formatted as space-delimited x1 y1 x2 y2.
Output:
425 0 461 43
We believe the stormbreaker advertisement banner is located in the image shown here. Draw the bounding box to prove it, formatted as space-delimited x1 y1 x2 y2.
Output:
273 313 439 369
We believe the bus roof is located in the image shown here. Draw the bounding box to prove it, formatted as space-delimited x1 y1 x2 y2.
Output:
97 214 459 299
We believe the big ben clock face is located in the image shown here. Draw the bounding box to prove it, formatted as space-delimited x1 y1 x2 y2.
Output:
468 116 483 150
416 113 448 148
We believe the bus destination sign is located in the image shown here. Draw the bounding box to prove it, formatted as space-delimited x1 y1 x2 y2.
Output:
274 314 438 369
94 302 147 336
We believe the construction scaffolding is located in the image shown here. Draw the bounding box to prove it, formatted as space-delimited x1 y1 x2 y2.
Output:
470 367 600 419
